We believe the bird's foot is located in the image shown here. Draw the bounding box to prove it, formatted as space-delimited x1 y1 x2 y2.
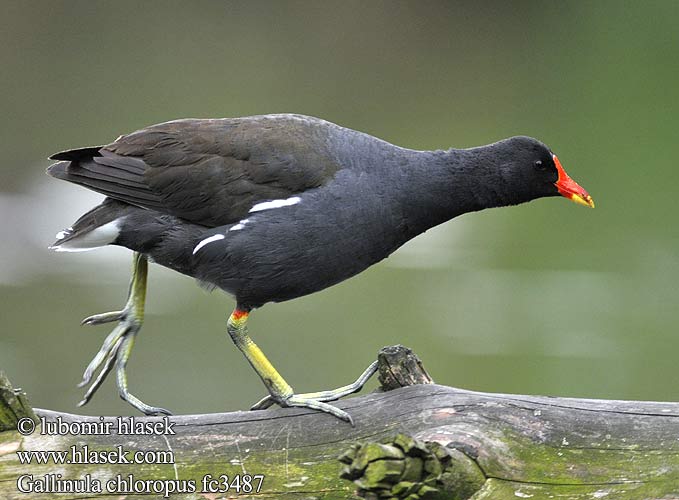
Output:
250 361 378 425
78 307 171 416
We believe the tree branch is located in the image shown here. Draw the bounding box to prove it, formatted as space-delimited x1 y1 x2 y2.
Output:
1 346 678 499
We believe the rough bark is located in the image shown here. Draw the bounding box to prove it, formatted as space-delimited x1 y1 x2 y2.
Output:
1 346 678 500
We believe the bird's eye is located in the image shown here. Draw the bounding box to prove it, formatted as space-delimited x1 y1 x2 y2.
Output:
534 160 547 171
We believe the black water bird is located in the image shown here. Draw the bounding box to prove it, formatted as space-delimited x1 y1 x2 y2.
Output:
47 114 594 423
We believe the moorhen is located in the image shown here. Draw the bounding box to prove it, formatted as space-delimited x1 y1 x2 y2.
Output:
47 114 594 423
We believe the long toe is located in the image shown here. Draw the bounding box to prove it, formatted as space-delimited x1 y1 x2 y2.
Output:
81 310 126 326
285 396 354 425
115 383 172 416
294 361 379 402
250 393 354 424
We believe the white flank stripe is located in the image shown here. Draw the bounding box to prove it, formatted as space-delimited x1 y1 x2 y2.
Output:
51 220 122 252
249 196 301 213
229 219 249 231
193 234 225 255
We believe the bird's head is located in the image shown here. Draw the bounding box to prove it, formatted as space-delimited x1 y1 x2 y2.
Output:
489 136 595 208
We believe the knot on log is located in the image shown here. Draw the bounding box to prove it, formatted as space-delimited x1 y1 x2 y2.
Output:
0 371 38 432
377 345 434 390
339 433 485 500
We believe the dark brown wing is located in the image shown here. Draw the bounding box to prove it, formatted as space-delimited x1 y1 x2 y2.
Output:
48 115 341 227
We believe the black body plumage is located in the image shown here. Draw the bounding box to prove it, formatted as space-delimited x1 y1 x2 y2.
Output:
48 114 561 309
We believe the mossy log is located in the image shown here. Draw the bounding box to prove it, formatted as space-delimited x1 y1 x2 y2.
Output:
2 345 679 499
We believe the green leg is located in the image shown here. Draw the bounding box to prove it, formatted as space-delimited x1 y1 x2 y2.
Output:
227 309 377 425
78 252 170 416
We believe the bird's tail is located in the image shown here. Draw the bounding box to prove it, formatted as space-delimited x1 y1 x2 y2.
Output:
46 147 103 185
49 198 133 252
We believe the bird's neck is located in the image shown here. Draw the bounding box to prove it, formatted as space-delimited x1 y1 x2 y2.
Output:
398 147 518 235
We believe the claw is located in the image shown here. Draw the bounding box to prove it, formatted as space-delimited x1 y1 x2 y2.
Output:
251 395 275 411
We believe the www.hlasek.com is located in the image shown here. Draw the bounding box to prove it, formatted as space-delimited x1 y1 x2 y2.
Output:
15 416 264 497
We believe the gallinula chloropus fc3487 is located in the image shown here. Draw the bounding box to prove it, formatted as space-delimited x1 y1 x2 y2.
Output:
48 114 594 424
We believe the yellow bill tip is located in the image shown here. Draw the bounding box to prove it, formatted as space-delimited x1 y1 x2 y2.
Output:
571 193 595 208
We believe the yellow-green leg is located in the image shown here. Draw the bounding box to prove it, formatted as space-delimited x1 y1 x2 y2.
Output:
78 252 170 416
227 308 378 425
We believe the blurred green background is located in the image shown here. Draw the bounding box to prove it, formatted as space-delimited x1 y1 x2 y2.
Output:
1 1 677 416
